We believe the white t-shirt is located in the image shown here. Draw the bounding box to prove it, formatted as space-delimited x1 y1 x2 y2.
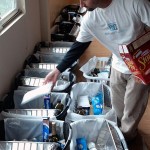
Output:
76 0 150 74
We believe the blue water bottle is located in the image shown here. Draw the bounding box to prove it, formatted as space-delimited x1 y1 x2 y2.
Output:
91 91 103 115
76 138 88 150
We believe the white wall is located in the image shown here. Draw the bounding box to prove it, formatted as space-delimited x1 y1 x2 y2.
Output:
0 0 41 99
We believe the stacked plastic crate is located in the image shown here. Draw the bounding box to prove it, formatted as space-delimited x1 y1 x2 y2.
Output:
0 5 85 149
51 4 87 42
0 22 79 150
82 56 112 85
21 41 77 93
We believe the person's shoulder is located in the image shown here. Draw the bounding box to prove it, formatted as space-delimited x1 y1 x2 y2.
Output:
122 0 143 5
82 8 99 22
118 0 139 5
119 0 141 10
123 0 148 10
89 8 100 15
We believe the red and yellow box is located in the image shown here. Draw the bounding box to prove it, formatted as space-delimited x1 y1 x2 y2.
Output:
119 31 150 84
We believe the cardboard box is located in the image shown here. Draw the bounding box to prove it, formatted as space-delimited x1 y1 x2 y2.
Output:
119 31 150 84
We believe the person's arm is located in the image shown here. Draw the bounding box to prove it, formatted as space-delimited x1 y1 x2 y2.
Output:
56 40 91 72
44 41 91 87
44 11 93 87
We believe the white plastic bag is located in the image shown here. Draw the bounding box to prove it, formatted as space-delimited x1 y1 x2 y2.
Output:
4 118 43 141
80 56 98 74
65 82 116 123
69 119 127 150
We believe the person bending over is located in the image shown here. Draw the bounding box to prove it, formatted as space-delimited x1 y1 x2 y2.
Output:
44 0 150 142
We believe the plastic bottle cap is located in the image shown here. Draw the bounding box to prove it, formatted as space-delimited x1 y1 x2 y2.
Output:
52 122 56 125
88 142 96 149
57 99 61 103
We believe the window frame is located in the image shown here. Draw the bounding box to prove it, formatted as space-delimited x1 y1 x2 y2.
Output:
0 0 25 33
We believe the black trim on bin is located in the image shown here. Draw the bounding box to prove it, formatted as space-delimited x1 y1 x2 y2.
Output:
63 122 72 150
0 120 5 141
1 91 15 110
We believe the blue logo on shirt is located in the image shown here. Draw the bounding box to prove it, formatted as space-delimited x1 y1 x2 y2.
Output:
108 23 118 31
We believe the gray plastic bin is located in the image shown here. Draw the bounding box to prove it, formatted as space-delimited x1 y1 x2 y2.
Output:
70 119 128 150
25 41 78 71
2 91 71 120
24 53 78 71
66 82 116 123
15 71 76 93
34 41 74 54
28 63 58 71
0 119 72 150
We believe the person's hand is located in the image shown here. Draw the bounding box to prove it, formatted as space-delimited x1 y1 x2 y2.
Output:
43 68 61 89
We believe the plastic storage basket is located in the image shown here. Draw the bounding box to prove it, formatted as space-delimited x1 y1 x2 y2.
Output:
24 53 78 71
18 68 50 78
69 118 128 150
1 109 62 120
28 63 58 71
25 42 78 70
51 32 76 42
15 70 76 93
34 41 74 54
2 90 71 120
50 21 79 42
65 82 116 123
0 119 72 150
83 57 111 84
25 41 78 71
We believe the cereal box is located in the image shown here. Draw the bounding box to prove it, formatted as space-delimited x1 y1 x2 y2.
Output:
119 31 150 84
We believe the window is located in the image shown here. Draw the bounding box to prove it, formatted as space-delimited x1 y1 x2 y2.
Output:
0 0 23 31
